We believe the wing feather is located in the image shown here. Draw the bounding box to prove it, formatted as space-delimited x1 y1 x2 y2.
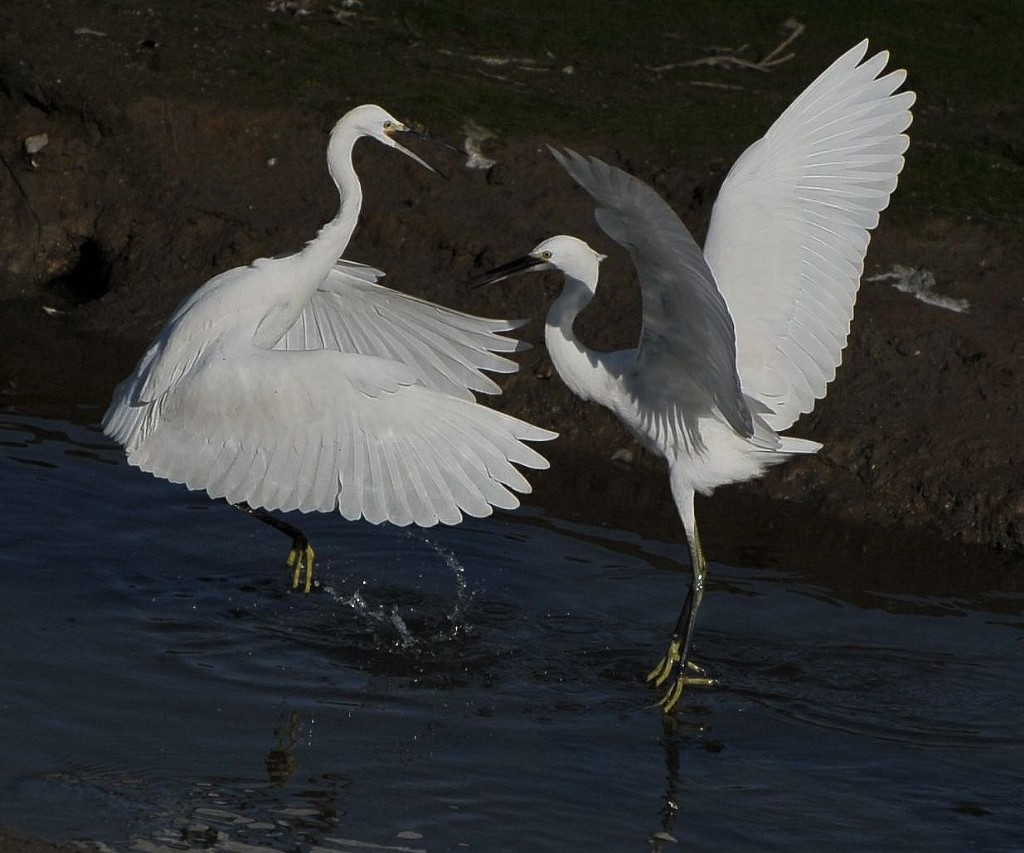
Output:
274 265 528 401
361 422 390 526
113 341 555 527
434 417 524 508
406 428 463 526
549 146 753 441
705 40 914 430
284 428 316 513
388 435 433 527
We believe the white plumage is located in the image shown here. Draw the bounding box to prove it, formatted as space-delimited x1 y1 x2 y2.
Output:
274 260 527 401
104 104 555 588
478 42 913 712
706 41 914 431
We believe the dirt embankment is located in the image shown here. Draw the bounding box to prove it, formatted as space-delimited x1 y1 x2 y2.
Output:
2 2 1022 566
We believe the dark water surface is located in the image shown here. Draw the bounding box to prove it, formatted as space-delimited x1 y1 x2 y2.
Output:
0 414 1020 852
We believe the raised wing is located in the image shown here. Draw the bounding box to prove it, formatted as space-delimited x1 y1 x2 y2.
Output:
550 147 752 443
705 40 914 431
105 342 556 528
274 261 527 401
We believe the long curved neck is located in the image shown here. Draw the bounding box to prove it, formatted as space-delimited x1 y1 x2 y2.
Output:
544 275 613 405
251 125 364 348
300 124 364 272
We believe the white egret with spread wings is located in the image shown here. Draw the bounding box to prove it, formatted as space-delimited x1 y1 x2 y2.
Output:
477 42 914 711
105 104 556 592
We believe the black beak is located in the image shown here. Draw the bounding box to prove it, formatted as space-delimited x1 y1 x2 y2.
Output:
392 126 460 180
407 127 461 156
471 255 547 289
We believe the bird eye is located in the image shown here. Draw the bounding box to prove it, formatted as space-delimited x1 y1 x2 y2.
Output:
383 120 394 131
540 251 552 260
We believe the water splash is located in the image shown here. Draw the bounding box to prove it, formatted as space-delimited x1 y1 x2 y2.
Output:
419 531 474 643
343 587 416 649
316 531 474 650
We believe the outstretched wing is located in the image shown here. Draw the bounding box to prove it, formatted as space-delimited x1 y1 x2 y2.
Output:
105 341 556 528
705 40 914 431
274 261 527 401
550 146 752 442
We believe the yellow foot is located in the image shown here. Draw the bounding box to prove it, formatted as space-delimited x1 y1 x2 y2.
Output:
655 663 712 712
655 671 712 712
287 542 316 593
647 640 715 712
647 638 684 687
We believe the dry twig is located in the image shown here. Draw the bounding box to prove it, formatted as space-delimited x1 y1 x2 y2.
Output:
652 20 805 75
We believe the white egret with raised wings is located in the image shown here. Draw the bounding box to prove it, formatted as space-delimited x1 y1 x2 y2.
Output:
104 104 556 593
477 42 914 711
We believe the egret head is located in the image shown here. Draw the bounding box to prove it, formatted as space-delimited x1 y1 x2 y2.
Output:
330 104 436 173
476 235 606 294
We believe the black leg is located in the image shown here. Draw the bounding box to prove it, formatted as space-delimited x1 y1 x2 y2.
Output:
235 502 317 592
646 521 714 712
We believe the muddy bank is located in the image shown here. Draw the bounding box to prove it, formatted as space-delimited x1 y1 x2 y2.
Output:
2 0 1022 560
0 826 81 853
